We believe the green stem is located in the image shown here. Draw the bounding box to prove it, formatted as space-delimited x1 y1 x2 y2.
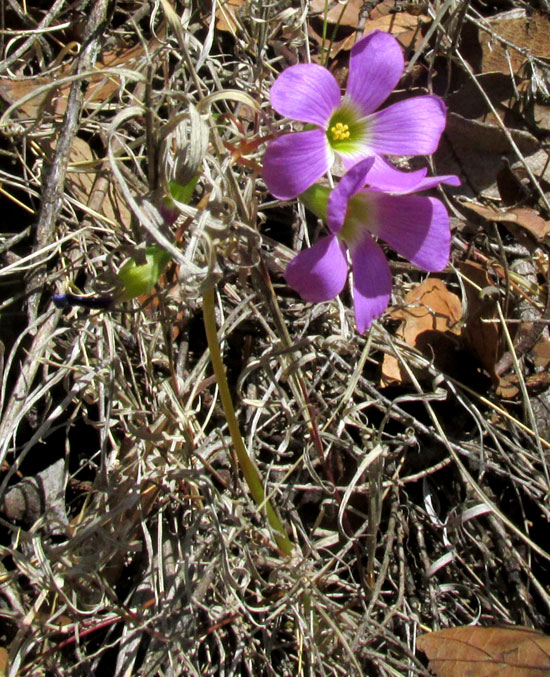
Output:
202 285 293 557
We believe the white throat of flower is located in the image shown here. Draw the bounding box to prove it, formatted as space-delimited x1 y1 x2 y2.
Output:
326 101 370 157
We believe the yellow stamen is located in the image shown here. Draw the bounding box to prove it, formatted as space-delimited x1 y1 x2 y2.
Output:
330 122 350 142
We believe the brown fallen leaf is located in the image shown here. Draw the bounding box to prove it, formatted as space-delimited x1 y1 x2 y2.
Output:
40 136 132 230
215 0 245 34
459 261 501 368
85 38 161 105
496 163 530 206
477 10 550 76
460 200 550 241
0 647 7 676
532 337 550 370
417 625 550 677
459 260 518 398
0 37 160 122
363 1 430 50
308 1 429 59
0 75 68 121
381 278 462 385
436 111 540 197
446 112 539 156
309 0 361 28
446 71 527 129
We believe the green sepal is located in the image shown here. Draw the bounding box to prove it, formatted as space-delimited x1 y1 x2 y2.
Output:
169 175 199 205
300 183 330 222
118 246 171 300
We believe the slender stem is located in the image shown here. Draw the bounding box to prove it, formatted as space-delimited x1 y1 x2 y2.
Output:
202 285 293 557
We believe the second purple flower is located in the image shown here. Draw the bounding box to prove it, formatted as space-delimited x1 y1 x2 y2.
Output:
285 158 460 333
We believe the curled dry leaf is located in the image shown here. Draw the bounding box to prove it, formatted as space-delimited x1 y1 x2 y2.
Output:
460 200 550 241
417 625 550 677
381 278 462 385
459 261 501 374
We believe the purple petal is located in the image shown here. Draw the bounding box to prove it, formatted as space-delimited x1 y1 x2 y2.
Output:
369 95 447 155
285 234 348 302
271 63 341 127
327 158 374 233
363 156 428 192
263 129 332 200
349 232 392 333
369 194 451 270
405 173 461 192
346 31 405 116
366 156 460 193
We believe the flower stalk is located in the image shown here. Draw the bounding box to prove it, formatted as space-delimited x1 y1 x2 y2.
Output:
202 285 293 557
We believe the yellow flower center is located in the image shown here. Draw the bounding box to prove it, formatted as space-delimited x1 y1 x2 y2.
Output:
330 122 350 142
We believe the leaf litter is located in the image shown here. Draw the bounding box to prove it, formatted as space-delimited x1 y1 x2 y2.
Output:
0 0 550 675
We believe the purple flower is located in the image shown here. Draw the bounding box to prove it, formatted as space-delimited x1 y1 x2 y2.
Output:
285 157 460 332
263 30 447 201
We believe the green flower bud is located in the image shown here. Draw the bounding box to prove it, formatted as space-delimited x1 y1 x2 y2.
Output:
118 246 171 300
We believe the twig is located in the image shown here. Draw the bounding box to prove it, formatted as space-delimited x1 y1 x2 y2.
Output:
25 0 113 326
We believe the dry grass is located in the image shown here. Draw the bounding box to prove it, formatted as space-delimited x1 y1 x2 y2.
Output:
0 0 549 674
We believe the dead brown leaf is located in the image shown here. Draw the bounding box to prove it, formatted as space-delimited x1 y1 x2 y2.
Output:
306 28 352 62
459 260 518 398
363 1 430 49
0 647 7 676
446 71 526 128
496 163 529 206
460 200 550 241
215 0 245 34
308 1 429 59
42 136 132 229
309 0 361 28
381 278 462 385
85 38 159 104
532 337 550 370
0 75 68 120
435 111 540 197
395 278 462 340
0 38 159 122
446 112 539 156
478 11 550 75
460 260 501 369
418 625 550 676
